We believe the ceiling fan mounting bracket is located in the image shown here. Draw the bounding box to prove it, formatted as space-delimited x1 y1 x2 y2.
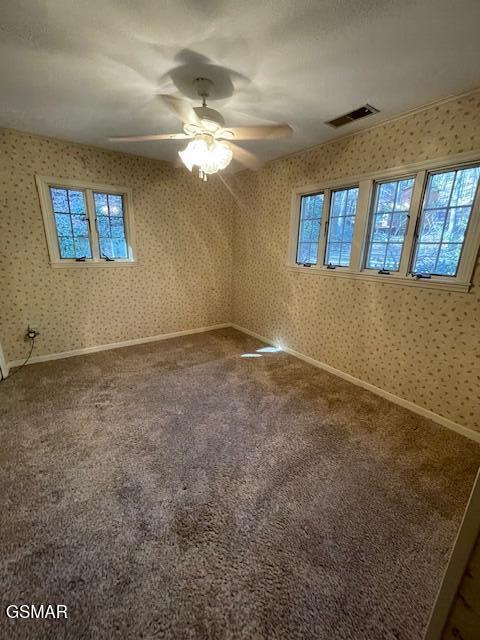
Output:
194 77 214 106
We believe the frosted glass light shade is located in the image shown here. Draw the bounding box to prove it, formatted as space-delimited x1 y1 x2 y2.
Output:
178 138 233 174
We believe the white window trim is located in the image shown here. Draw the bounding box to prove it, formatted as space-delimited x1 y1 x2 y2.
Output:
35 175 137 268
287 150 480 293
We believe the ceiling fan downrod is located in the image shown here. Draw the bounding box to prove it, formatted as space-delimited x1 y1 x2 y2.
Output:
193 77 214 108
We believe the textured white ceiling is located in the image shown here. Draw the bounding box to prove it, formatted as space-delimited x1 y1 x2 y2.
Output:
1 0 480 170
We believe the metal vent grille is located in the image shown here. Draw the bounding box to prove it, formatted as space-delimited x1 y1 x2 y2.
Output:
326 104 379 128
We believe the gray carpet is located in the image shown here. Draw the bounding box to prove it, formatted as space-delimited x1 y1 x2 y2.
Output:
1 328 479 640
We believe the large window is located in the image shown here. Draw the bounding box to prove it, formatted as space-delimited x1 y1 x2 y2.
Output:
325 187 359 267
296 192 324 265
412 166 480 277
36 177 135 267
365 178 414 271
289 156 480 292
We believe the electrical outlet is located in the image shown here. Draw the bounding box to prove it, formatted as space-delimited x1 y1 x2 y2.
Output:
26 326 40 340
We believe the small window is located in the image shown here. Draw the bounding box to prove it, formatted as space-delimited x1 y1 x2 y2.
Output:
93 192 128 260
36 177 135 267
365 177 414 271
296 192 324 265
50 187 91 259
325 186 359 267
412 166 480 277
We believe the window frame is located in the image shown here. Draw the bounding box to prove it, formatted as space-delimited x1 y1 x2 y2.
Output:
287 150 480 293
362 174 417 275
295 190 325 266
36 176 136 268
324 184 360 269
410 163 480 283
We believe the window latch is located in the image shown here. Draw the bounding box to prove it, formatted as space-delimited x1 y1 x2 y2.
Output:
102 254 115 262
378 269 390 275
412 272 431 279
326 263 336 270
75 256 86 262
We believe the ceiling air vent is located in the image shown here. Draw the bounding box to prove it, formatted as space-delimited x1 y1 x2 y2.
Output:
326 104 379 128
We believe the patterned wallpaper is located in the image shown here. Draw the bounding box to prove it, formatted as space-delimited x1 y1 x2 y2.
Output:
0 129 234 362
2 93 480 432
441 533 480 639
231 91 480 431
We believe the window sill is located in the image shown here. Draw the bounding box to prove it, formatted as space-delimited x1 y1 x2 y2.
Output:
50 260 138 269
286 265 472 293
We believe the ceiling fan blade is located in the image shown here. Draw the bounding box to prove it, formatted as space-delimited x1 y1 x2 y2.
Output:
159 94 201 125
108 133 191 143
220 124 293 141
229 143 262 170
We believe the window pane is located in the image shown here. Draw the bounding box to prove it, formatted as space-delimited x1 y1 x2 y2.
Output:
371 213 390 242
339 242 352 266
389 213 407 243
366 178 414 271
99 238 113 258
435 244 462 276
377 182 396 212
412 166 480 276
94 192 128 259
414 243 438 273
331 189 347 216
68 190 86 214
94 193 108 215
55 213 71 236
50 187 92 260
368 243 387 269
324 187 358 267
384 244 402 269
111 218 126 239
74 237 91 259
450 168 480 206
419 209 446 242
326 242 341 265
426 172 455 208
112 238 128 259
443 207 470 243
50 188 69 213
343 215 355 243
329 215 344 241
107 194 123 215
395 180 414 211
296 192 324 265
59 237 75 259
97 216 111 237
71 215 88 237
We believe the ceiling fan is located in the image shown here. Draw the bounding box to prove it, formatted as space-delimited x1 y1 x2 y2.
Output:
109 77 293 180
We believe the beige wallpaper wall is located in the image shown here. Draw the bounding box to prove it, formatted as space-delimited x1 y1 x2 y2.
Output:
2 93 480 432
231 91 480 432
442 534 480 639
0 129 234 362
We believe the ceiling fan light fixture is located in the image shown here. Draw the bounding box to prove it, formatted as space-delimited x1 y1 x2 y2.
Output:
179 136 232 177
205 141 233 173
178 136 210 172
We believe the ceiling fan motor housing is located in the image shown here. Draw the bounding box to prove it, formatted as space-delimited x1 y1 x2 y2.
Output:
184 106 226 137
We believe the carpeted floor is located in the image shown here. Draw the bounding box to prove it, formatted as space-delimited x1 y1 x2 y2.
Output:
1 328 479 640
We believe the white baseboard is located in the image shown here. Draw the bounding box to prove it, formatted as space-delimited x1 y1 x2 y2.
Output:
7 320 480 444
232 323 480 444
7 323 231 369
